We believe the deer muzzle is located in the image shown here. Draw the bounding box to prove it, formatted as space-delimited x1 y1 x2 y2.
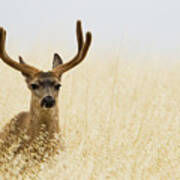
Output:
41 96 55 108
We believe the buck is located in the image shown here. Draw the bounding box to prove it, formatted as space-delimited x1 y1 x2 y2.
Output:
0 21 92 155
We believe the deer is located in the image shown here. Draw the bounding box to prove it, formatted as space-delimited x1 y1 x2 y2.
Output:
0 20 92 166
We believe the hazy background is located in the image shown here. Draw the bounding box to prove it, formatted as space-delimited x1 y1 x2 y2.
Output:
0 0 180 66
1 1 180 179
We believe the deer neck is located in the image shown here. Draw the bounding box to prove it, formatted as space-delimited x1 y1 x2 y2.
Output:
29 95 60 138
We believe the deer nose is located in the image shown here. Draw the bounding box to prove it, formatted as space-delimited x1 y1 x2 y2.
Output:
41 96 55 108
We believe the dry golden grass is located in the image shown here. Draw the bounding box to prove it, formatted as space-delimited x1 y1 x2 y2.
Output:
0 57 180 179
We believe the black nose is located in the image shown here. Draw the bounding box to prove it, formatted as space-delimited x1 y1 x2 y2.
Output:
41 96 55 108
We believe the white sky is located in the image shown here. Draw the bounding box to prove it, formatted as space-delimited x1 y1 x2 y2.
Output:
0 0 180 62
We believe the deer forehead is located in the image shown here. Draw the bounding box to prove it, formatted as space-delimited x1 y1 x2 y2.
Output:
31 72 60 84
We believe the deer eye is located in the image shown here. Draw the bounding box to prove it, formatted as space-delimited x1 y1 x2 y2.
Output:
55 84 61 90
31 84 39 90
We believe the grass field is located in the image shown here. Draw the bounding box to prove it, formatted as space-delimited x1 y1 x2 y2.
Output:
0 56 180 179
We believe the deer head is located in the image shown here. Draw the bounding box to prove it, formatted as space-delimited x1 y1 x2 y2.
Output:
0 21 92 109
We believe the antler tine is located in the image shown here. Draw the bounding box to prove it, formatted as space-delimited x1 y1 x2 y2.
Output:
52 21 92 75
0 27 39 76
76 20 84 53
0 27 6 57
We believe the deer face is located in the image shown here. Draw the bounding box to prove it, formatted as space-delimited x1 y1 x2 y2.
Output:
27 72 61 108
21 54 63 109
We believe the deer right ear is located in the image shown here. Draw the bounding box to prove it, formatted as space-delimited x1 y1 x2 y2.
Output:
52 53 63 69
19 56 26 64
19 56 30 79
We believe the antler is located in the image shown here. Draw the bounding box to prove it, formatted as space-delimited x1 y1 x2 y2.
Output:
52 20 92 76
0 27 39 76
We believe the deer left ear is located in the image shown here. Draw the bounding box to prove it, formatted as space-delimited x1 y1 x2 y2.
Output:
52 53 63 69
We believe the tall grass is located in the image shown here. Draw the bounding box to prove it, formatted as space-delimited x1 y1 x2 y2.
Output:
0 58 180 179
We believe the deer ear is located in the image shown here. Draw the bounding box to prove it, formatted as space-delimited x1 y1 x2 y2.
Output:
19 56 26 64
52 53 63 69
18 56 30 78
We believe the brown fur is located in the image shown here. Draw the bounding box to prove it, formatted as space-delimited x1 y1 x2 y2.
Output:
0 21 92 162
0 73 60 144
